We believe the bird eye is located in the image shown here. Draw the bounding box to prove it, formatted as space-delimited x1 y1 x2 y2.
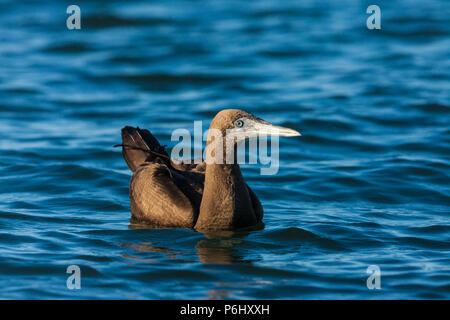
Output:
234 119 244 128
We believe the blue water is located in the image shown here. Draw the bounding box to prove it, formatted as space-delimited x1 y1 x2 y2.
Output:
0 0 449 299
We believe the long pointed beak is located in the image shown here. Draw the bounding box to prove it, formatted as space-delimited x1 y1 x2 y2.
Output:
251 120 301 137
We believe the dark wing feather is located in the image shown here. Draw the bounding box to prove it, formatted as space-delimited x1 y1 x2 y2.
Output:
120 126 169 172
247 184 263 222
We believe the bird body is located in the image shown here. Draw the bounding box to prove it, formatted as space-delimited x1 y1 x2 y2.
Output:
119 109 300 231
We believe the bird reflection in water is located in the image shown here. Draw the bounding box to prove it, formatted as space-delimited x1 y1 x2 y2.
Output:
123 222 264 264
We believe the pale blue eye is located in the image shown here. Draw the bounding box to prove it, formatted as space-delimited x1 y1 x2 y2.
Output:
234 119 244 128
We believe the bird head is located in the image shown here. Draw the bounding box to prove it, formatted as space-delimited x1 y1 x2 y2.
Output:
209 109 301 142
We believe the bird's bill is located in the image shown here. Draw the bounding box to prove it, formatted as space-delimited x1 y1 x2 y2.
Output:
248 119 301 137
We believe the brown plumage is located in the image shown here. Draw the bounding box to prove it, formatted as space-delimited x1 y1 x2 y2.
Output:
119 109 301 231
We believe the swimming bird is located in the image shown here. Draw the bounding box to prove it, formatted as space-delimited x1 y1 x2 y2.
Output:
118 109 301 231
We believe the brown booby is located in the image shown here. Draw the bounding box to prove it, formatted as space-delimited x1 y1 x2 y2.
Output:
118 109 301 231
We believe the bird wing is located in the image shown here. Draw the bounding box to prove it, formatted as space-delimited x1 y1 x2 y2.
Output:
119 126 206 174
129 163 200 228
247 184 263 222
119 126 170 172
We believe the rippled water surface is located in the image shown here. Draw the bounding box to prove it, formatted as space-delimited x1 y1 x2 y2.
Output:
0 0 449 299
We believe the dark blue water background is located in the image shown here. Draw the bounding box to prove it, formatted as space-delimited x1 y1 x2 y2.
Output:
0 0 449 299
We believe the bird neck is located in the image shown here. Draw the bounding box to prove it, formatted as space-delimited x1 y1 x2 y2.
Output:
195 159 257 231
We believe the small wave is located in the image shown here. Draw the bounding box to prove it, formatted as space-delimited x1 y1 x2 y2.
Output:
265 227 346 251
83 14 172 29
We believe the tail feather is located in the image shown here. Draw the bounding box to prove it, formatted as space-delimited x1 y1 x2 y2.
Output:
120 126 169 172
